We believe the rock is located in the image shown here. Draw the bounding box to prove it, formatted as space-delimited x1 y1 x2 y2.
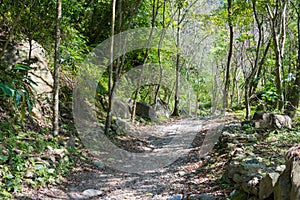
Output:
2 40 53 95
290 161 300 200
274 166 291 200
82 189 103 197
274 145 300 200
203 155 211 160
233 173 244 183
115 118 130 130
2 40 53 123
252 112 292 130
259 172 280 199
112 97 131 119
128 99 157 121
275 165 286 173
135 101 157 121
229 190 248 200
252 112 273 129
153 98 170 119
70 193 86 199
178 171 186 176
272 114 292 129
242 177 260 196
168 194 183 200
189 193 216 200
111 117 131 134
93 160 105 170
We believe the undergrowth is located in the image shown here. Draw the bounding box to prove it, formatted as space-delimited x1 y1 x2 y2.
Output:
0 119 81 199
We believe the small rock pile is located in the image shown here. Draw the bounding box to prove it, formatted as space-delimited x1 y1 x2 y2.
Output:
216 114 298 199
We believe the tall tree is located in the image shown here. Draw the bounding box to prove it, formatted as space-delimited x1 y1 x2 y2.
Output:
105 0 117 134
172 2 182 116
53 0 62 135
267 0 290 111
223 0 234 110
131 0 160 121
105 0 142 129
286 0 300 118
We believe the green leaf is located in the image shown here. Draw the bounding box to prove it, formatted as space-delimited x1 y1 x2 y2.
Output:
13 64 32 71
0 83 15 97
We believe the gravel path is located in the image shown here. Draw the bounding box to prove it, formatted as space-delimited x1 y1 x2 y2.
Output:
16 114 240 200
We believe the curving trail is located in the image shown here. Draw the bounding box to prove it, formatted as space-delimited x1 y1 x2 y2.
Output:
17 113 240 200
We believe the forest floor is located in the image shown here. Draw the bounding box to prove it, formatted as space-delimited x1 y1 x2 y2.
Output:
15 113 241 200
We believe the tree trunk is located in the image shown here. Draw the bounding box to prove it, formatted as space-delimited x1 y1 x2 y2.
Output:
286 2 300 118
223 0 233 110
53 0 62 136
244 79 251 119
154 0 166 105
230 64 238 107
250 39 271 95
172 6 181 117
131 0 158 122
104 0 117 134
267 1 289 112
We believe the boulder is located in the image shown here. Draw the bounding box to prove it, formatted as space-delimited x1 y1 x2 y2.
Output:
130 100 157 121
274 144 300 200
3 40 53 96
112 97 131 119
2 40 53 122
252 112 292 130
271 114 292 129
153 98 170 118
259 172 280 199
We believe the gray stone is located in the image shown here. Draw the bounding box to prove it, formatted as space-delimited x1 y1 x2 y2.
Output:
116 118 130 128
112 97 131 119
70 193 86 199
272 114 292 129
153 98 170 119
274 145 300 200
275 165 286 173
2 40 54 121
252 112 292 129
168 194 183 200
4 40 53 95
274 166 291 200
233 173 244 183
135 101 157 121
178 171 186 176
242 177 259 196
229 190 248 200
82 189 103 197
259 172 280 199
93 160 105 170
290 161 300 200
189 193 216 200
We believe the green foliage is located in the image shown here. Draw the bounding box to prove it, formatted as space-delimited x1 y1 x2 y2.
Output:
0 122 78 198
0 64 36 118
60 27 89 73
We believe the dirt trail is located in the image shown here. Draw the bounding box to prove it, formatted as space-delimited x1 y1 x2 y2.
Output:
16 114 240 200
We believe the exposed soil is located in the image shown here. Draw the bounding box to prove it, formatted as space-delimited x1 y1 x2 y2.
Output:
15 113 241 200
